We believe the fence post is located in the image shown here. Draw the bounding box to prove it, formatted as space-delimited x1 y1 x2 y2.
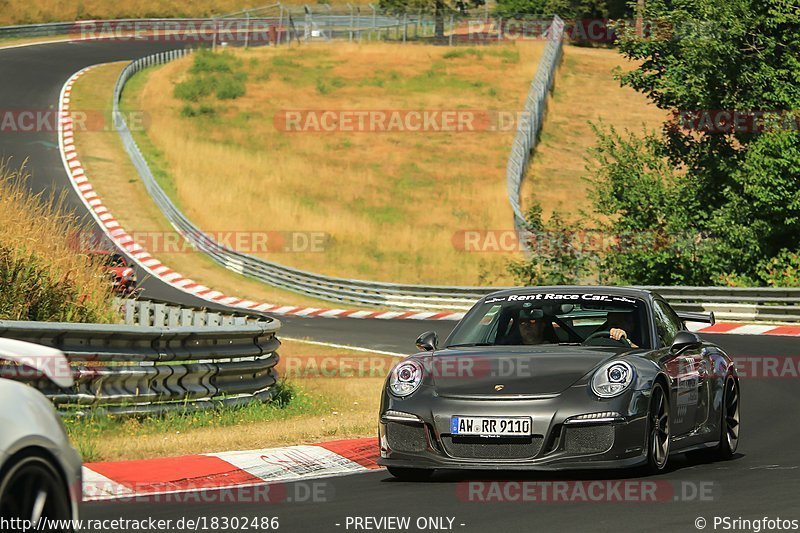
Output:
244 10 251 48
448 15 454 46
278 5 284 45
212 18 218 50
349 3 354 42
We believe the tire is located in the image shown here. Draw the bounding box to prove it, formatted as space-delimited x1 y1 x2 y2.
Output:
0 455 72 532
387 467 435 481
644 381 671 474
712 376 740 460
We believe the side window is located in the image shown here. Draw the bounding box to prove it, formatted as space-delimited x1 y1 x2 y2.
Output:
653 300 682 347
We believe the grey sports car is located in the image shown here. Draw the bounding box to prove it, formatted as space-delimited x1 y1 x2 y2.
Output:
378 286 740 480
0 338 82 531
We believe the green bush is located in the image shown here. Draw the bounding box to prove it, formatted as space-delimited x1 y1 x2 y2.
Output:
215 74 247 100
759 250 800 287
173 76 214 102
180 104 217 118
189 49 241 74
174 51 248 102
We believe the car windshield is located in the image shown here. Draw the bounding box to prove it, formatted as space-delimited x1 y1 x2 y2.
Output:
446 291 651 349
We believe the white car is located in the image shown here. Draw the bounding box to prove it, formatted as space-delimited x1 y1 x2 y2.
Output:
0 338 82 532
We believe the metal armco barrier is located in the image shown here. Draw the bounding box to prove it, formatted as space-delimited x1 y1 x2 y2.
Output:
0 314 281 415
96 22 800 323
116 297 269 327
641 286 800 323
112 47 497 311
505 16 565 233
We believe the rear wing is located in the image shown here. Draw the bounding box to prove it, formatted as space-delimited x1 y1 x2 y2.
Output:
676 311 715 325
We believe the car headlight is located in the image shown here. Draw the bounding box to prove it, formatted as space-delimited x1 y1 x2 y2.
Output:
591 361 634 398
389 360 424 397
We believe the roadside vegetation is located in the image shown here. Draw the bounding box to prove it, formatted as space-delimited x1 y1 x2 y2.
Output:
70 62 351 309
65 340 393 461
511 0 800 288
521 45 665 218
127 42 544 286
0 162 118 323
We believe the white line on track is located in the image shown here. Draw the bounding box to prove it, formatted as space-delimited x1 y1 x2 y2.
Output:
279 337 407 357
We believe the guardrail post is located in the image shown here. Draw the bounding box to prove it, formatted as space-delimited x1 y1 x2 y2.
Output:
138 300 152 327
124 301 136 325
168 306 181 327
153 303 166 327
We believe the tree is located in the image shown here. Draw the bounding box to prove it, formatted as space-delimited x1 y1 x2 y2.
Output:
507 202 592 285
494 0 630 19
588 0 800 286
379 0 485 39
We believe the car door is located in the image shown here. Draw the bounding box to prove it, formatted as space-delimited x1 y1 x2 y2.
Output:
653 299 701 436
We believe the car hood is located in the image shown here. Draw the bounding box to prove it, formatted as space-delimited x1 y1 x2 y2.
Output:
426 346 623 397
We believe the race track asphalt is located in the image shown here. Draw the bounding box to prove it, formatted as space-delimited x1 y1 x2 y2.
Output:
2 38 798 533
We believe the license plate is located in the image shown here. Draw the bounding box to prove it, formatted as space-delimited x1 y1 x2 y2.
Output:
450 416 532 437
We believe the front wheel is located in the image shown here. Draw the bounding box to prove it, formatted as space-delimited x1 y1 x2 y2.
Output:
644 382 671 474
387 467 434 481
708 376 740 460
0 455 72 532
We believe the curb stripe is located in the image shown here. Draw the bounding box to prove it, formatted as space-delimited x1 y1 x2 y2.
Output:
54 68 800 333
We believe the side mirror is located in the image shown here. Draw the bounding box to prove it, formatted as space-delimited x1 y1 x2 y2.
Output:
415 331 438 352
670 331 702 354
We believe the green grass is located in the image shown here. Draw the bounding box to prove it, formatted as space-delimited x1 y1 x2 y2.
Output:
443 47 521 63
174 50 248 102
64 381 310 462
120 69 181 207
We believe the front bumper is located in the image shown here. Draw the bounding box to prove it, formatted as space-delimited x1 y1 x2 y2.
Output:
378 385 651 471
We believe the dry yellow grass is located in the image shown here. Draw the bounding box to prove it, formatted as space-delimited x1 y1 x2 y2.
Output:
72 340 391 461
522 45 666 220
131 42 546 285
0 161 118 322
0 0 375 25
70 62 351 309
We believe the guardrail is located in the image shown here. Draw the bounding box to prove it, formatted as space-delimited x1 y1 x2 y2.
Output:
108 20 565 312
641 286 800 323
505 15 565 232
0 11 442 46
109 48 800 322
116 296 270 327
0 311 281 415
